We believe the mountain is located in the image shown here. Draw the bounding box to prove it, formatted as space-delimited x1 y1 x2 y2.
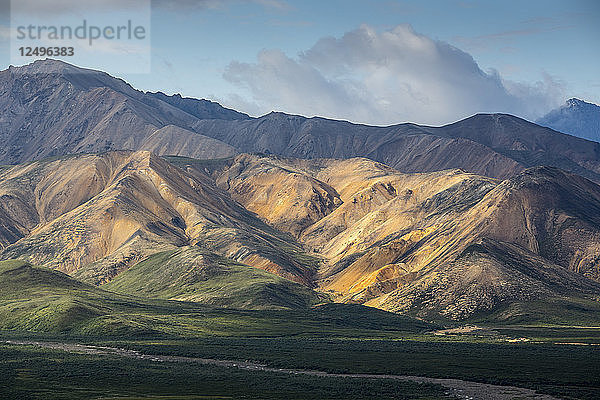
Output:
2 59 600 323
3 60 600 184
0 151 318 288
206 154 600 321
210 153 343 237
0 59 238 164
2 151 600 322
191 112 600 182
537 98 600 143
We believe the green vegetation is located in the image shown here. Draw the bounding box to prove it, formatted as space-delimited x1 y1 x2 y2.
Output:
0 343 446 400
0 260 445 399
493 325 600 343
2 331 600 400
0 259 433 337
90 336 600 400
473 297 600 326
3 259 600 399
102 247 324 309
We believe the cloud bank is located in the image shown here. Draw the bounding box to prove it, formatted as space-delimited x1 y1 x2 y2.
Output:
224 24 564 125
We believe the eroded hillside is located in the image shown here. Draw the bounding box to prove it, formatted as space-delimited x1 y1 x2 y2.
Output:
206 154 600 320
0 151 318 287
2 151 600 321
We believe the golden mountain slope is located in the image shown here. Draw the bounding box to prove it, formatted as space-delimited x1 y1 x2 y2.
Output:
2 151 599 320
366 238 600 320
0 152 317 285
214 154 342 237
211 155 600 320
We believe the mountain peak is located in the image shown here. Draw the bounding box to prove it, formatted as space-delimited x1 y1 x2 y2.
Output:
566 98 585 107
7 58 93 75
537 98 600 143
459 112 528 126
565 98 598 108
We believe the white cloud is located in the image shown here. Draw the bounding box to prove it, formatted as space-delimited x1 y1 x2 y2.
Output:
223 24 565 125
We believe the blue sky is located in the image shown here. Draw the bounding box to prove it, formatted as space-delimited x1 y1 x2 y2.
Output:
1 0 599 125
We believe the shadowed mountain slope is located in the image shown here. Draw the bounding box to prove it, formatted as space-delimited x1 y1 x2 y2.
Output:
3 60 600 183
0 60 237 164
145 91 250 121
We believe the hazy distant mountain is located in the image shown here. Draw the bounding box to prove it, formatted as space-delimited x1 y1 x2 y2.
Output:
192 111 600 182
3 60 600 184
537 98 600 143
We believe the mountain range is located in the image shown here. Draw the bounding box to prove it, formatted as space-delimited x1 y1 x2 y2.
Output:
3 59 600 183
1 59 600 326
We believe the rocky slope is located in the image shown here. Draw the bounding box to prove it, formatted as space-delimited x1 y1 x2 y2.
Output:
0 60 238 164
2 151 600 321
0 151 317 286
208 154 600 320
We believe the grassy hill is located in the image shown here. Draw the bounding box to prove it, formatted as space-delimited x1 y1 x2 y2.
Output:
102 246 324 309
0 259 434 337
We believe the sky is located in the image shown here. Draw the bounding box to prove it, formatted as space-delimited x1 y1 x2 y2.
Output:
0 0 599 126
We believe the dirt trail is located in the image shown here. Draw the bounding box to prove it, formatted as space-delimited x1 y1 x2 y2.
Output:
5 340 560 400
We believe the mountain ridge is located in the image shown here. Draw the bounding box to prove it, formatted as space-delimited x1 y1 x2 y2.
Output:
2 151 600 322
186 153 600 320
3 59 600 184
0 151 318 287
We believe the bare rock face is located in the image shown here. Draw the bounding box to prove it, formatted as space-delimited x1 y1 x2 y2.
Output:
191 112 600 182
0 59 238 164
213 154 342 238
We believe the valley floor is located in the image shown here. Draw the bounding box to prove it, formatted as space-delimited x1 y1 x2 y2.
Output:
3 339 560 400
2 327 600 400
